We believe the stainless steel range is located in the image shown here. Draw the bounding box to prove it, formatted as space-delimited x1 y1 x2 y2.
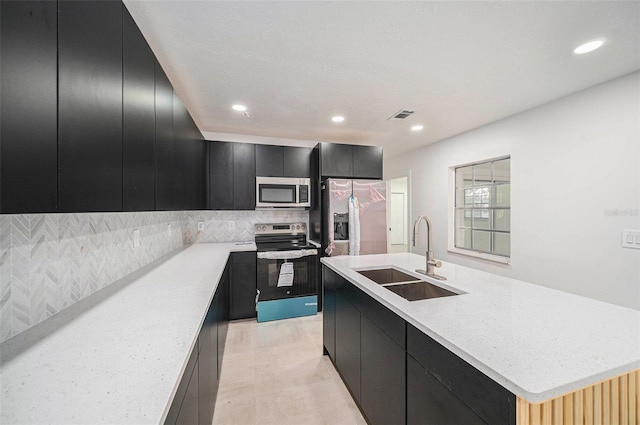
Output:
255 222 318 322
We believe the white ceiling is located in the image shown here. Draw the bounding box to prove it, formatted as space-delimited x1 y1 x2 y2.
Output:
124 1 640 159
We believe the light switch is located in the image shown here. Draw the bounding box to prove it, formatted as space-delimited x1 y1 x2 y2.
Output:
622 230 640 249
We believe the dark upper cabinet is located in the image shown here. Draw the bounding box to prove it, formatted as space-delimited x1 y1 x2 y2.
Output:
123 7 155 211
1 0 58 213
352 145 383 179
255 145 312 178
229 252 257 320
233 143 256 210
320 143 353 178
283 146 312 178
172 93 188 210
155 62 174 210
207 142 234 210
58 0 123 212
255 145 284 177
318 142 383 179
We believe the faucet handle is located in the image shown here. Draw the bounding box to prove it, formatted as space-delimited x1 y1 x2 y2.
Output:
428 259 442 268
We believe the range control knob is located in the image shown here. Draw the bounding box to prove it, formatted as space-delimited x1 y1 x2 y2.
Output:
295 225 300 230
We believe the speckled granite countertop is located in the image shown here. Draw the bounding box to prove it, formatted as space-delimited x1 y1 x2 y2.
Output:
321 252 640 403
0 243 256 424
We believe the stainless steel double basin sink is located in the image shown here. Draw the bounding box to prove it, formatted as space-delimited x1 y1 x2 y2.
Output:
356 268 458 301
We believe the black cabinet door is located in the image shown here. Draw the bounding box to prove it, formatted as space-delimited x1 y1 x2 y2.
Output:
207 141 234 210
175 359 199 425
198 301 217 425
352 145 383 179
335 291 361 402
1 0 58 213
123 7 155 211
230 252 257 320
322 266 336 360
360 315 406 425
155 62 174 210
185 116 206 210
407 324 516 425
320 143 353 178
255 145 283 177
164 344 198 425
233 143 256 210
283 146 312 178
171 93 187 210
58 0 123 212
217 262 230 378
407 354 487 425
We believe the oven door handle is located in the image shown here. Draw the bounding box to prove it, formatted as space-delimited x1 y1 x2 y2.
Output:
256 249 318 260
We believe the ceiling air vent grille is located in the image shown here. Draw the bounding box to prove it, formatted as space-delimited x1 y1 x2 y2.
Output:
388 109 415 120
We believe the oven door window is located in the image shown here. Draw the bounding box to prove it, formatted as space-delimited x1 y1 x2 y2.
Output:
257 257 316 301
259 184 296 204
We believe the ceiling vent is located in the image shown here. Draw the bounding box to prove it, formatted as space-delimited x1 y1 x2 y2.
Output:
388 109 415 120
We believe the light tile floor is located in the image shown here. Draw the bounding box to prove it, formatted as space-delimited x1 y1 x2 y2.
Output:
212 313 367 425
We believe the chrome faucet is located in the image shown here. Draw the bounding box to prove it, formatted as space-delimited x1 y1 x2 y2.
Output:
412 215 446 280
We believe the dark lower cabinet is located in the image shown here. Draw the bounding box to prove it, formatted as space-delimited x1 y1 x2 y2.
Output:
1 0 58 214
322 265 516 425
166 258 233 425
58 0 123 212
229 252 257 320
165 343 199 424
335 292 361 403
407 354 486 425
360 315 405 425
322 267 337 360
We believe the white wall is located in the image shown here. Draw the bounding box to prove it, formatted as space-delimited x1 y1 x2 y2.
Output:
385 71 640 310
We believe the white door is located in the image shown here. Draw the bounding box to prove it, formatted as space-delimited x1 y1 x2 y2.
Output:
390 192 405 245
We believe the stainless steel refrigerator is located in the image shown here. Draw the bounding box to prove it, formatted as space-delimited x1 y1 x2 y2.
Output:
323 179 387 256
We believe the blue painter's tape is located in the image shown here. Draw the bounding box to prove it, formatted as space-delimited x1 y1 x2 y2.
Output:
257 295 318 323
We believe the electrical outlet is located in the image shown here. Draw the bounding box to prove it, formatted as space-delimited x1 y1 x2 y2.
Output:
622 230 640 249
167 223 172 237
133 229 140 248
197 221 204 231
227 221 235 231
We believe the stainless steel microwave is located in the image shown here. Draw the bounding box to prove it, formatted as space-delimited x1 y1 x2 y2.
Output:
255 177 311 208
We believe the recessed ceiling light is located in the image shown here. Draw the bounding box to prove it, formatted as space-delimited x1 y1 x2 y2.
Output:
411 125 424 132
232 104 247 112
332 116 345 123
573 39 605 55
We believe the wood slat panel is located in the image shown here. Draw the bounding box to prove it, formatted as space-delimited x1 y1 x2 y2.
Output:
584 385 594 425
516 369 639 425
594 381 603 425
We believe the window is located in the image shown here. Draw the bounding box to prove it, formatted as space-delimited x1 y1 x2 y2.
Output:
454 157 510 258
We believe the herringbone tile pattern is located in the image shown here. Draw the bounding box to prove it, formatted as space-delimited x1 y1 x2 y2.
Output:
0 211 185 343
0 209 309 343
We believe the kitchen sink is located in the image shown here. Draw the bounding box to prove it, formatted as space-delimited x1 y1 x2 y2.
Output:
355 267 460 301
356 268 422 284
384 281 458 301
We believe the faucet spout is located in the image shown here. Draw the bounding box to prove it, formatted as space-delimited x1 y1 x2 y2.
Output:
412 214 446 280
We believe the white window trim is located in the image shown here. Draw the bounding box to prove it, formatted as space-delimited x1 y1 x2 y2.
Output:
447 160 511 265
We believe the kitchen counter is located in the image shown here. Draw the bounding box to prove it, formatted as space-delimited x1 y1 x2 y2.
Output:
0 242 256 424
321 252 640 403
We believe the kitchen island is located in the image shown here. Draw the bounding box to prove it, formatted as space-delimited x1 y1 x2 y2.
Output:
321 253 639 425
0 243 256 424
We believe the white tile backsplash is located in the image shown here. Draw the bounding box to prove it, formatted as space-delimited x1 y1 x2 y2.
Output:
0 209 308 343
